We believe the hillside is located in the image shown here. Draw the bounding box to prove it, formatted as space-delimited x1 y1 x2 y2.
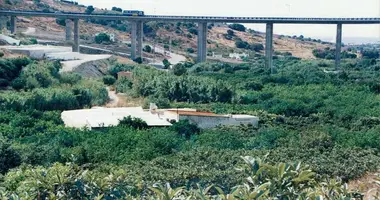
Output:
0 0 333 60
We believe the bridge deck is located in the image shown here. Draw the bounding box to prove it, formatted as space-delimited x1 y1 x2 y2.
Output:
1 10 380 24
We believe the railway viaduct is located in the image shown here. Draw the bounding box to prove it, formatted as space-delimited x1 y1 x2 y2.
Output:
2 10 380 71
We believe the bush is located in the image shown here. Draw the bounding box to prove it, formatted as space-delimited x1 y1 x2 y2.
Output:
111 6 122 12
0 139 21 174
116 77 133 93
143 45 152 53
172 63 187 76
59 72 82 85
133 57 143 64
0 51 4 57
95 33 110 44
186 48 194 53
235 40 249 49
362 49 380 59
171 120 200 139
103 75 116 85
85 5 94 14
55 18 66 26
228 23 246 32
118 116 148 129
188 27 198 35
0 57 32 87
250 43 264 52
162 59 171 69
227 29 234 36
30 38 38 44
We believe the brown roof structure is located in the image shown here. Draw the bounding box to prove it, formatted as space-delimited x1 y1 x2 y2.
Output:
166 110 225 117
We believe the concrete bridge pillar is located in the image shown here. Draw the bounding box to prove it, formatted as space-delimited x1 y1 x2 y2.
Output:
73 19 80 52
65 19 72 41
136 21 143 59
265 23 274 73
197 22 207 63
335 23 342 70
130 21 137 60
10 16 16 34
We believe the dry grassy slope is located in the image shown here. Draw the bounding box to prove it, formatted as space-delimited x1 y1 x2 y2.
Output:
0 0 130 41
1 0 332 59
150 24 332 59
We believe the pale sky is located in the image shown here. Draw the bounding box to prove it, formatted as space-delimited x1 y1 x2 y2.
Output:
77 0 380 42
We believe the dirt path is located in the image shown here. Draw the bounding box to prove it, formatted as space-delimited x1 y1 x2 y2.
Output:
106 87 120 107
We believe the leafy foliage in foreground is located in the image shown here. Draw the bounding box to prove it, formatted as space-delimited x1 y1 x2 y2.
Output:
0 157 362 199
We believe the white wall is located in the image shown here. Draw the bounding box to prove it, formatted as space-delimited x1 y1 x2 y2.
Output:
178 115 258 129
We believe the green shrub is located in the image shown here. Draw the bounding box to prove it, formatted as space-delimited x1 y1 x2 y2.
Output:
172 63 187 76
133 57 143 64
59 72 82 85
95 33 110 44
0 139 21 174
171 120 200 139
103 75 116 85
228 23 246 32
188 27 198 35
186 48 195 53
55 18 66 26
116 77 133 93
143 45 152 53
162 59 171 69
118 116 148 129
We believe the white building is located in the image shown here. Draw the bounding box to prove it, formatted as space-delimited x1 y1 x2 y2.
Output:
212 52 223 59
61 105 259 130
229 53 248 60
109 34 115 42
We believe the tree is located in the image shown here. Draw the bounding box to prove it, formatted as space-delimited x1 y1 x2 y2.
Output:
228 23 246 32
188 27 198 35
133 57 143 64
227 29 235 36
143 45 152 53
0 139 21 174
172 63 187 76
250 43 264 52
55 18 66 26
171 120 200 139
163 59 171 69
235 40 249 49
94 33 110 44
118 116 148 129
362 49 380 59
186 48 195 53
85 5 95 14
111 7 122 12
103 75 116 85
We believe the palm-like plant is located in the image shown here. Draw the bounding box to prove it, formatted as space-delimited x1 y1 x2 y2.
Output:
149 183 184 200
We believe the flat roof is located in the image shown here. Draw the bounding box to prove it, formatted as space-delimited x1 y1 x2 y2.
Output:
61 107 172 128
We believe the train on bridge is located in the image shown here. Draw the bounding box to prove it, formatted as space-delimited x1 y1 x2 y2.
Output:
7 9 145 17
122 10 144 16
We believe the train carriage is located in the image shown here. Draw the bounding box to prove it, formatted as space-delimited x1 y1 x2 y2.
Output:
123 10 144 16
